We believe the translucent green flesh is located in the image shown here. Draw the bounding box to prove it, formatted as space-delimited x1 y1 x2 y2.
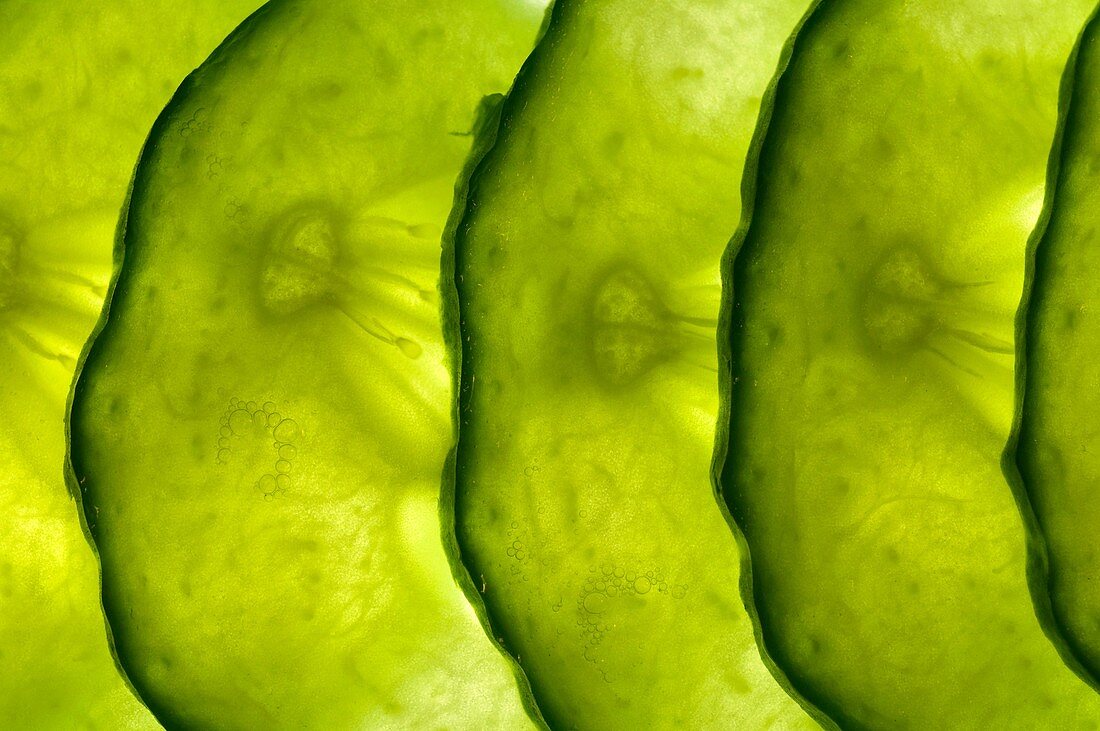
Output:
68 0 548 727
451 1 826 728
0 1 263 727
1017 7 1100 688
722 0 1100 727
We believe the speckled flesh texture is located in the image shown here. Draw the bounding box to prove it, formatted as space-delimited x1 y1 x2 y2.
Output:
1014 3 1100 696
721 0 1100 728
68 0 550 727
0 1 262 727
449 0 829 728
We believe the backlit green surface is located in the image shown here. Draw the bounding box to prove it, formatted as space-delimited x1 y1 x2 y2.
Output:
69 0 548 727
450 0 826 728
1015 4 1100 692
0 1 262 727
721 0 1100 727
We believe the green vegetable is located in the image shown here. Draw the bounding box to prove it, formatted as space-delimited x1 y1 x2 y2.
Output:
1012 3 1100 690
68 0 549 727
0 1 262 727
448 0 828 727
719 0 1100 727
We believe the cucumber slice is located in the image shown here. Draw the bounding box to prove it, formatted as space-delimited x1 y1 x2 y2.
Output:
449 1 828 727
1014 4 1100 691
720 0 1100 727
0 1 262 727
68 0 548 727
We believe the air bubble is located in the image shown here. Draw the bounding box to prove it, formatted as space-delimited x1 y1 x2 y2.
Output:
228 409 252 434
583 592 608 614
273 419 300 442
256 474 277 496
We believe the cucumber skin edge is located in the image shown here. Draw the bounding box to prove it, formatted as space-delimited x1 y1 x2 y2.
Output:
438 2 560 729
61 4 287 729
712 0 877 728
1004 0 1100 697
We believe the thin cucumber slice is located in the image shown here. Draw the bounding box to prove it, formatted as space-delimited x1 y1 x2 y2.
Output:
0 1 262 727
449 1 827 728
721 0 1100 727
68 0 549 727
1014 3 1100 691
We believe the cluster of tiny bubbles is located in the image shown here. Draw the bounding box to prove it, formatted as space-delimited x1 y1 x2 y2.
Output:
224 197 247 223
576 563 688 683
206 153 225 180
505 538 526 561
505 521 531 582
177 106 209 138
216 397 300 501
